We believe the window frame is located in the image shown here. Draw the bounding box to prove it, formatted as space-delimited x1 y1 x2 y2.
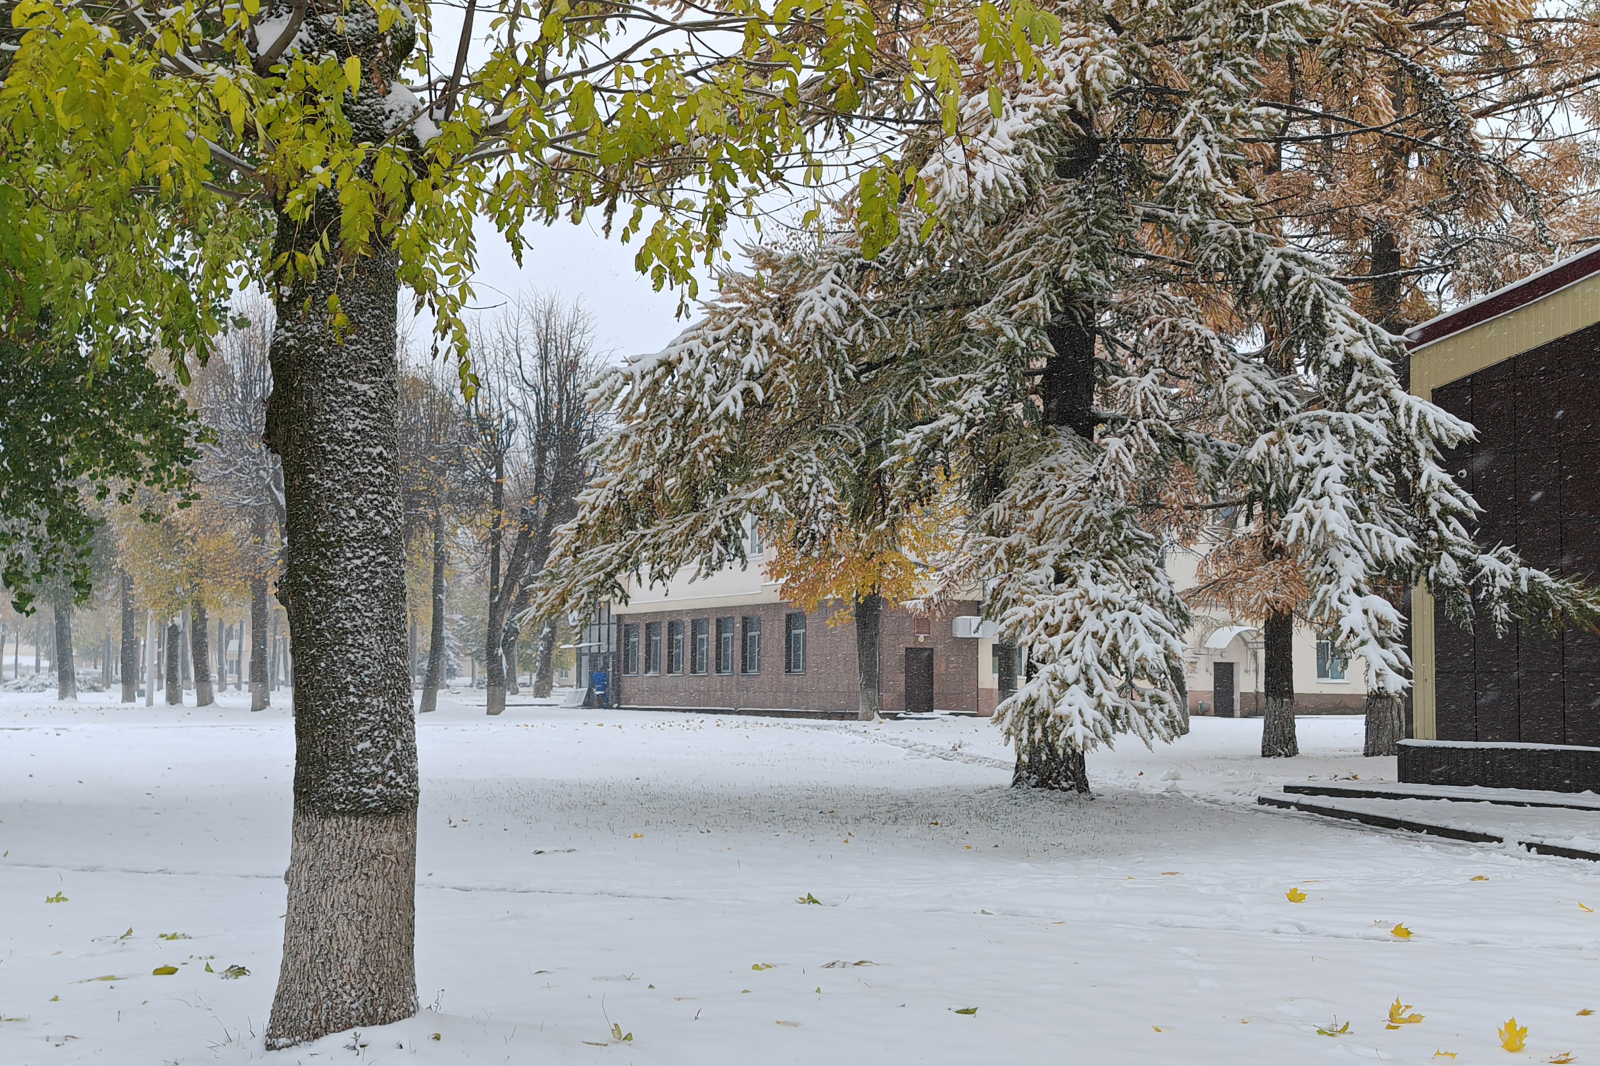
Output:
644 621 662 675
715 616 735 674
784 612 807 674
741 616 762 674
622 624 640 676
691 618 709 674
667 620 685 674
1316 635 1348 681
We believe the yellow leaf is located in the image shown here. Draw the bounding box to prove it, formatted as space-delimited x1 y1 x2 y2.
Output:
1433 1053 1457 1060
632 833 643 839
1549 1054 1576 1064
1499 1017 1528 1052
752 963 774 971
1580 902 1594 913
1286 888 1307 903
50 996 58 1002
205 962 214 973
1578 1008 1595 1016
1388 997 1425 1025
1161 871 1180 876
152 966 178 976
118 928 133 939
1472 875 1490 881
344 56 362 94
953 1007 978 1015
1391 923 1413 939
1152 1025 1162 1032
44 892 67 903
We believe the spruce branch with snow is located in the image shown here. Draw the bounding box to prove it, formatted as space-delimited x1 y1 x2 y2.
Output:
540 0 1600 788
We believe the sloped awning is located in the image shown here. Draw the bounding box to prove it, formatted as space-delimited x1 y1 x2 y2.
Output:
1203 625 1258 650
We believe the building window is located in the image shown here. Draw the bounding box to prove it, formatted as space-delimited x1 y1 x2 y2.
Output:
913 616 931 636
645 621 662 675
742 617 762 673
1316 635 1347 681
716 616 735 674
785 612 807 673
748 519 764 556
667 620 684 674
691 618 709 674
622 624 640 675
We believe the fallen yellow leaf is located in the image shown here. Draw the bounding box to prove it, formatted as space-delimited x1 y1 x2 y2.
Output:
152 966 178 976
1578 1008 1595 1016
751 963 774 971
1391 923 1413 939
1500 1017 1528 1052
1549 1053 1576 1064
1388 997 1425 1026
631 834 643 839
1472 875 1489 881
1152 1026 1163 1032
1579 902 1593 913
1286 888 1308 903
1433 1053 1457 1060
1161 871 1180 876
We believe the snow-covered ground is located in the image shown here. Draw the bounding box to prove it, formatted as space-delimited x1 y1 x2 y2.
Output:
3 688 1598 1064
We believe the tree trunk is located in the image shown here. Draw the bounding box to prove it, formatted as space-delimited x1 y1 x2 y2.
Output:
145 611 156 707
165 621 182 704
180 607 192 689
54 600 76 700
532 618 557 698
261 135 418 1041
120 573 138 702
484 451 507 716
1013 737 1090 794
503 624 520 696
1168 649 1190 736
996 640 1017 704
251 575 270 711
1260 608 1298 757
191 598 215 707
420 507 447 714
1364 692 1405 757
854 592 883 721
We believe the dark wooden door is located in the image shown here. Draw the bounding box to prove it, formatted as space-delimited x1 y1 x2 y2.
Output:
1214 661 1236 718
904 648 934 713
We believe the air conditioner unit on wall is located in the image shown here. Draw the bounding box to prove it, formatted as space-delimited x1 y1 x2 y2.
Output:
952 616 999 639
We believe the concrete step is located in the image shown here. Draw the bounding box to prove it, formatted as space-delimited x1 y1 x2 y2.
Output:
1257 790 1600 862
1282 779 1600 812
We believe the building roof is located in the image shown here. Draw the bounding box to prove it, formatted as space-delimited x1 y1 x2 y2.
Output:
1406 245 1600 350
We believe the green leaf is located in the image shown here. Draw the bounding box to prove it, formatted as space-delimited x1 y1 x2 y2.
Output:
152 965 178 976
953 1007 978 1015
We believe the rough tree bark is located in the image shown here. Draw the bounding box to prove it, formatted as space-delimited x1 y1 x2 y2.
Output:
260 8 421 1037
190 598 215 707
164 620 182 704
251 573 270 711
420 507 447 714
483 453 508 716
1010 309 1096 793
1260 608 1299 757
1364 692 1405 757
262 196 418 1044
120 573 138 703
53 600 76 701
503 623 520 695
854 592 884 721
532 619 558 698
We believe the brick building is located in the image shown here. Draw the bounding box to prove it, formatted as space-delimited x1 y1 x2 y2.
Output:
1405 246 1600 791
580 533 1005 716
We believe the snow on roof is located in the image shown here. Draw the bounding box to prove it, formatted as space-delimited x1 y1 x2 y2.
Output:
1406 245 1600 350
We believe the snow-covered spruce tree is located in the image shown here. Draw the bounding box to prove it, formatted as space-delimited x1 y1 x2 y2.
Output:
539 0 1600 790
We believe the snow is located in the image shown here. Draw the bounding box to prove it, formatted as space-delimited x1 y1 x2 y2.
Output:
4 691 1600 1064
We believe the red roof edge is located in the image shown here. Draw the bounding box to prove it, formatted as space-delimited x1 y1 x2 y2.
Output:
1405 246 1600 349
